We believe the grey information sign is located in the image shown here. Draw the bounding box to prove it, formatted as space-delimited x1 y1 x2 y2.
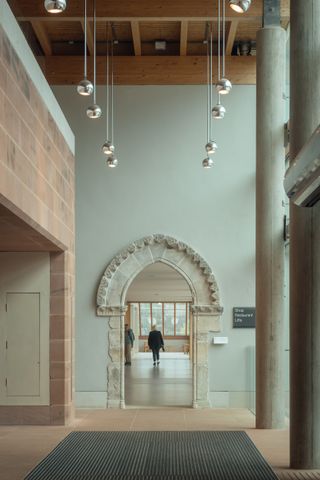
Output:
233 307 256 328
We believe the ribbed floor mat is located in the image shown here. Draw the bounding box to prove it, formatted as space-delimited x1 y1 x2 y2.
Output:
25 431 279 480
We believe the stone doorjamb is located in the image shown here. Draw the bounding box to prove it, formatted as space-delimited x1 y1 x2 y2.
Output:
96 234 223 408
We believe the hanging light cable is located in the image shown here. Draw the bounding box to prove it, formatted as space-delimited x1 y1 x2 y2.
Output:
102 24 115 156
216 0 232 95
77 0 93 96
86 0 102 118
212 1 226 119
106 34 118 168
206 27 217 155
203 25 216 169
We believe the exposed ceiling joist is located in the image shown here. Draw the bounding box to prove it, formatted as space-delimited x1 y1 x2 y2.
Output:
180 21 188 56
80 18 94 56
131 21 142 56
40 55 256 85
30 20 52 56
226 19 239 55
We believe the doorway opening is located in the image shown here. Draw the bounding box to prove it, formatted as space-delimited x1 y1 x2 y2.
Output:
125 262 193 407
96 234 223 409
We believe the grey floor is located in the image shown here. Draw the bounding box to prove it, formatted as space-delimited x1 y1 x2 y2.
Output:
125 353 192 407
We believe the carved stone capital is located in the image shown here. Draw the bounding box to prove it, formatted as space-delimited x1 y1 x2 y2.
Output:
192 304 224 316
97 305 128 317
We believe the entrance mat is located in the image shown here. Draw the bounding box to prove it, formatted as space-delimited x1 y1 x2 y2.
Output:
25 431 278 480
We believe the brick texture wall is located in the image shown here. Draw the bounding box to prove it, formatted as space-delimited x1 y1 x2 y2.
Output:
0 25 75 425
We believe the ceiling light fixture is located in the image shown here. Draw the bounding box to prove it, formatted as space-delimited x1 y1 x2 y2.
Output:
86 0 102 118
216 0 232 95
44 0 66 13
103 25 118 168
77 0 93 96
102 25 115 158
202 157 214 169
229 0 251 13
212 0 226 118
203 26 217 169
106 155 118 168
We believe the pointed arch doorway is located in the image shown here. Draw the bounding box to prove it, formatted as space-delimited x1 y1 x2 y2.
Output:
125 262 193 408
96 234 223 408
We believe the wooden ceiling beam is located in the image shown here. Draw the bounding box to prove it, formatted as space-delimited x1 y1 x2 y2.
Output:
18 15 266 23
11 0 290 19
131 21 141 56
40 55 256 85
80 19 94 56
226 19 239 55
30 20 52 56
180 21 188 56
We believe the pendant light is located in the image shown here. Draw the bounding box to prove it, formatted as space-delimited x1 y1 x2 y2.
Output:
86 0 102 119
212 4 226 119
229 0 251 13
104 28 118 168
77 0 93 96
202 157 214 169
44 0 66 13
216 0 232 95
203 26 217 169
102 25 115 156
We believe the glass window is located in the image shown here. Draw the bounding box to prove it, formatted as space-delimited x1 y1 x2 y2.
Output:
151 303 162 330
164 303 174 336
140 303 151 335
176 303 187 335
137 302 190 337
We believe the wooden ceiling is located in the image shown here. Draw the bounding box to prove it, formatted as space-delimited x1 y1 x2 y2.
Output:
7 0 290 85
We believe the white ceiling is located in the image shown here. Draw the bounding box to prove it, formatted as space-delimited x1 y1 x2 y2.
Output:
126 262 192 302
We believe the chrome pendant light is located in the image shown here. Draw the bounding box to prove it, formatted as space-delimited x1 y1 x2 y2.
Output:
212 0 226 118
229 0 251 13
203 26 217 169
103 26 118 168
212 102 226 119
216 0 232 95
86 0 102 118
102 25 115 156
202 157 214 169
77 0 93 96
44 0 66 13
106 155 118 168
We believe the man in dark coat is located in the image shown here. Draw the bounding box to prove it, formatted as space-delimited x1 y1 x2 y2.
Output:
148 324 164 366
124 323 135 365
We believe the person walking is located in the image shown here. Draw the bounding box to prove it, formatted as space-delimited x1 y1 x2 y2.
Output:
148 324 164 366
124 323 135 365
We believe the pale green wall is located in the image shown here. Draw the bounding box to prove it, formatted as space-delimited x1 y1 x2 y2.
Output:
53 85 256 408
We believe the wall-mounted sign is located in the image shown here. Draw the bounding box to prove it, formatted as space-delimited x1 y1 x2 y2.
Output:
233 307 256 328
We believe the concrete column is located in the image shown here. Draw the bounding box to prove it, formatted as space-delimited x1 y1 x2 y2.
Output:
256 26 286 428
290 1 320 469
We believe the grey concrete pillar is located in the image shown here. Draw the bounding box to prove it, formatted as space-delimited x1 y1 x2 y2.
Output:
290 1 320 469
256 26 286 429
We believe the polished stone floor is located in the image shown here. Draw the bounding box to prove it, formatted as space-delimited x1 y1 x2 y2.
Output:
1 408 320 480
1 354 320 480
125 352 192 407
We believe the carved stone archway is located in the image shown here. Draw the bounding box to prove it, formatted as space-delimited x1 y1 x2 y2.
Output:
96 234 223 408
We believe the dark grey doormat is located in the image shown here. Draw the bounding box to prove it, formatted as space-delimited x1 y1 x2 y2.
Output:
25 431 279 480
